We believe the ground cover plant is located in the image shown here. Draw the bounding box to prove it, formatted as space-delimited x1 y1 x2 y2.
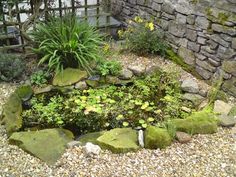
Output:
22 71 190 134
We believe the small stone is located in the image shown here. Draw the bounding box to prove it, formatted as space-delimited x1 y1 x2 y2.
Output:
213 100 233 115
118 69 133 80
128 64 146 76
138 130 144 148
33 85 53 94
218 115 236 128
181 78 199 94
67 141 82 148
75 81 88 90
83 142 101 155
181 106 192 113
176 131 192 143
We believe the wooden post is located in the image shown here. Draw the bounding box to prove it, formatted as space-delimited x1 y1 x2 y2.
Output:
96 0 100 27
84 0 88 21
15 1 25 52
59 0 62 17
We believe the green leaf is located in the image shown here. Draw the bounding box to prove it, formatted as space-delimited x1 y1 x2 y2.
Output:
139 119 145 124
122 122 129 127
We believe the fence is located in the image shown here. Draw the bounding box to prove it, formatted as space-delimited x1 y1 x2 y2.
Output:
0 0 112 52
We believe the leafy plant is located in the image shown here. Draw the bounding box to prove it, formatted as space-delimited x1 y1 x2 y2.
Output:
96 59 122 76
0 53 25 81
119 16 168 55
30 70 50 86
31 13 104 73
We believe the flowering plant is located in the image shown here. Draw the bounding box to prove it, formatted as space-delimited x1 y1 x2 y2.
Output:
118 16 168 55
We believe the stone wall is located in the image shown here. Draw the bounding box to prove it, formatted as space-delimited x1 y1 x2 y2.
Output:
111 0 236 96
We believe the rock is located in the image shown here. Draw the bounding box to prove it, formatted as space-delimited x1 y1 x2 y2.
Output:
213 100 232 115
77 131 105 145
75 81 88 90
138 130 144 148
15 85 33 102
1 93 22 135
67 141 82 148
86 80 99 88
195 16 209 30
9 129 74 165
182 93 205 107
106 76 121 84
198 99 209 110
196 66 213 80
181 106 192 113
178 47 195 65
181 78 199 93
168 22 186 37
218 115 236 127
176 131 192 143
171 110 218 135
212 24 236 36
118 69 133 80
228 106 236 116
128 64 146 76
97 128 139 153
144 126 172 149
83 142 101 155
52 68 88 86
33 85 53 94
88 75 100 81
222 77 236 96
223 60 236 76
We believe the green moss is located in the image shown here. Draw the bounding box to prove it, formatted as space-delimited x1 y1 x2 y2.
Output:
77 131 105 145
144 126 172 149
171 110 218 135
166 49 201 79
15 85 33 102
218 12 230 25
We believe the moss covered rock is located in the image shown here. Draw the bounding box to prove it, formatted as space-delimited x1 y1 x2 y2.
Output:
144 126 172 149
15 85 33 102
53 68 88 86
171 111 218 135
97 128 139 153
86 80 99 88
228 106 236 116
77 131 105 145
9 129 74 165
1 93 22 135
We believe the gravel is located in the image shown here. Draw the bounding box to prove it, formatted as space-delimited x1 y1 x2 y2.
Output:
0 79 236 177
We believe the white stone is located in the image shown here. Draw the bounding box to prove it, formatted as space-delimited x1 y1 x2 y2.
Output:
181 78 199 93
138 130 144 148
213 100 233 115
83 142 101 155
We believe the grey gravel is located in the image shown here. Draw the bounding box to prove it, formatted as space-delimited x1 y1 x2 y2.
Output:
0 82 236 177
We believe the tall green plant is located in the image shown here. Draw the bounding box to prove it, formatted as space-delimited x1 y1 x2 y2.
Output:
31 14 104 73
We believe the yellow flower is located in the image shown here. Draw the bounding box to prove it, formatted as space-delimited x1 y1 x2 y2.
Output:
134 16 143 23
103 43 110 53
118 30 123 38
148 22 154 31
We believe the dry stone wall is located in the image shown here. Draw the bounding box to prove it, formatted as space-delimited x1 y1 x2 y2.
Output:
111 0 236 96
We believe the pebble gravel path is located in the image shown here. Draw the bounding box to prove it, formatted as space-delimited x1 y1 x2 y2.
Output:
0 82 236 177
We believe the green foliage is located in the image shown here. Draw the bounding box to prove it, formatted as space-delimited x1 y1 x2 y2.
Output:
30 70 50 86
0 53 25 81
31 14 104 74
22 71 187 134
119 16 168 55
96 60 122 76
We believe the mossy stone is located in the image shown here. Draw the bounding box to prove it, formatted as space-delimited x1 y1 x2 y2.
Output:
171 111 218 135
86 80 99 88
53 68 88 86
15 85 33 102
9 129 74 165
1 93 22 135
97 128 139 153
228 106 236 116
77 131 105 145
144 126 172 149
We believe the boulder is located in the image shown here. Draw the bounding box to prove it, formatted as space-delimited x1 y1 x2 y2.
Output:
144 126 172 149
53 68 88 86
97 128 139 153
181 78 199 93
15 85 33 102
176 131 191 143
77 131 105 145
218 115 236 127
1 93 22 135
182 93 205 107
9 129 74 165
213 100 232 115
171 111 218 135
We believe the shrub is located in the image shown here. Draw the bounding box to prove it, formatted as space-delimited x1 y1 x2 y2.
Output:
96 60 122 76
119 16 168 55
31 14 104 73
30 70 50 86
0 53 25 81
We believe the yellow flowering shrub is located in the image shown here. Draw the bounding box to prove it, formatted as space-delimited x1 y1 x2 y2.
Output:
119 16 168 55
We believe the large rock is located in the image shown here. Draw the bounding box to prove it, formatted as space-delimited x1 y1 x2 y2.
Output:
171 111 218 135
182 93 205 107
53 68 88 86
97 128 139 153
218 115 236 127
77 131 105 145
213 100 232 115
181 78 199 93
222 77 236 96
144 126 172 149
178 47 195 65
1 93 22 135
15 85 33 102
223 60 236 76
9 129 74 165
